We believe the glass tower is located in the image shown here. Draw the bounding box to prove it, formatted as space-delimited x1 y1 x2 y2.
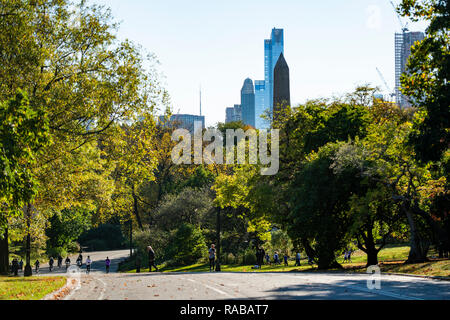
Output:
254 80 268 129
241 78 255 127
265 28 284 116
395 31 424 108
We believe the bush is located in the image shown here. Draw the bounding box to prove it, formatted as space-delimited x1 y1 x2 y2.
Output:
133 228 170 264
224 253 236 265
166 223 207 266
242 248 257 265
66 241 80 253
46 247 67 258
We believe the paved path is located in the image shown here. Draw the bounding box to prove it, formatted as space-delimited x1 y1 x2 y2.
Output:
58 251 450 300
32 249 129 276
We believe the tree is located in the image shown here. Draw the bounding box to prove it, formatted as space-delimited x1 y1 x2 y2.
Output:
153 187 214 232
0 90 50 274
0 0 166 270
332 142 405 266
45 208 92 251
166 223 207 266
398 0 449 163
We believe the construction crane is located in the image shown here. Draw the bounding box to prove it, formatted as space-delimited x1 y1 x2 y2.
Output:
390 0 408 32
376 67 396 101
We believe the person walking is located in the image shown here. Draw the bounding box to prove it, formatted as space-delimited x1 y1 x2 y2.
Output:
49 257 54 272
147 246 159 272
343 251 348 263
12 258 19 276
283 254 289 266
34 260 40 273
105 257 111 273
77 253 83 266
347 250 352 263
208 244 216 272
273 252 280 264
19 259 24 272
265 253 270 265
85 256 92 274
295 252 301 266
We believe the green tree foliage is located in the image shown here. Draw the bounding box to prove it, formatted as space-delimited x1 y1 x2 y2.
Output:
0 90 50 229
0 90 50 274
165 223 207 266
398 0 449 163
154 187 214 232
45 208 92 251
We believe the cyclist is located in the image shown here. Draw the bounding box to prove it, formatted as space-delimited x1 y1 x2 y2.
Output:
85 256 92 274
49 257 54 272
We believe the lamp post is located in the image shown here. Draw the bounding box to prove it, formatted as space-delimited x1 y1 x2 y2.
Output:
215 207 221 272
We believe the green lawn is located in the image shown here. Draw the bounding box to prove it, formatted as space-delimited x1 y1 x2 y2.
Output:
0 276 66 300
124 245 449 278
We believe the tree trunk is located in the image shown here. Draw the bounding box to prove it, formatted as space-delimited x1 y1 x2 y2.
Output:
404 208 429 263
0 228 9 275
366 248 379 267
131 185 143 230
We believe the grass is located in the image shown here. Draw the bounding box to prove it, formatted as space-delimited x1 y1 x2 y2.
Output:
123 244 450 278
0 276 67 300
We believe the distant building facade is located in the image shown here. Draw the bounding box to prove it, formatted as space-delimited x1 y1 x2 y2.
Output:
254 80 268 129
241 78 255 127
159 114 205 133
224 28 286 129
265 28 284 115
225 104 242 123
395 31 425 108
273 53 290 119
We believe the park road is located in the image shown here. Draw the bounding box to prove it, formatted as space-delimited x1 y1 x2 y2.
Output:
53 251 450 300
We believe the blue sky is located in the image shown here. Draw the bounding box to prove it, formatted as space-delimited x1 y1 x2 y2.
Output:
91 0 428 126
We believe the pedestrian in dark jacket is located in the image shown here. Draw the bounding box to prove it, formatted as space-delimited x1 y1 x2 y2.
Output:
147 246 159 272
12 258 19 276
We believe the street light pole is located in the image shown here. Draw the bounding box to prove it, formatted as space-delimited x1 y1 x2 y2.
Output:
215 207 221 272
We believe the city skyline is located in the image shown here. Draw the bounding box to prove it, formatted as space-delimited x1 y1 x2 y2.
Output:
92 0 429 127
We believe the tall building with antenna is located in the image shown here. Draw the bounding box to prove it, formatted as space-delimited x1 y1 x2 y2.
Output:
159 87 205 133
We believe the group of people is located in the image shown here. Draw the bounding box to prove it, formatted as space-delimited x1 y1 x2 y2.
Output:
10 258 23 276
255 249 306 268
343 250 353 263
11 253 112 275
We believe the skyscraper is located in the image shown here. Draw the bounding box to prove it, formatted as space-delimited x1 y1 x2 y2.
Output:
241 78 255 127
225 107 234 123
395 31 425 108
225 104 242 123
273 53 290 118
159 114 205 134
254 80 268 129
265 28 284 115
